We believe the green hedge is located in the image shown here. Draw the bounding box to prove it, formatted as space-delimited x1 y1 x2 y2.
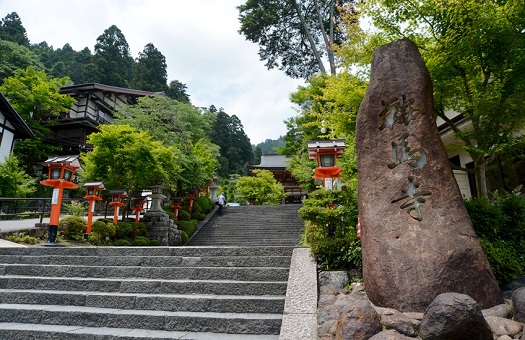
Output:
465 194 525 284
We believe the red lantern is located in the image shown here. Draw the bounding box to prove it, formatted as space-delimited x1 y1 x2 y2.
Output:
83 182 105 236
108 189 127 223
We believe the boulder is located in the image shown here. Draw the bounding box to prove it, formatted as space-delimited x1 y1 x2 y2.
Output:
319 271 348 290
482 303 513 319
356 38 503 312
513 287 525 322
419 293 492 340
375 307 417 337
335 299 382 340
369 330 414 340
485 315 523 338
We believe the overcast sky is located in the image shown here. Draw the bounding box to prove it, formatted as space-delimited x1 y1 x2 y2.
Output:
0 0 305 144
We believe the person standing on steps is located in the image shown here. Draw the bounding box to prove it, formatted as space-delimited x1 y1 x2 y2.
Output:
218 192 225 216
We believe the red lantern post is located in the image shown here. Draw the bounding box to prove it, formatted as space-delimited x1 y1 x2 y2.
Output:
306 140 346 190
131 196 146 224
40 155 80 244
171 197 184 220
83 182 105 237
187 190 198 213
108 189 127 223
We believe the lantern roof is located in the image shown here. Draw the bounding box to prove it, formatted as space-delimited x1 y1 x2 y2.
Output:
306 139 346 160
42 155 81 168
109 189 127 196
83 182 104 189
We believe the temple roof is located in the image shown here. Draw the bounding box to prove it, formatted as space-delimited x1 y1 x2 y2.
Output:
0 92 34 139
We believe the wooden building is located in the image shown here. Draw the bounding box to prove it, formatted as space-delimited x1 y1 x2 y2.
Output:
247 154 305 204
0 92 34 162
45 83 159 155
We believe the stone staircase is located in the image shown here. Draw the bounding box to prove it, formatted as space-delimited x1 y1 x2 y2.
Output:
0 205 307 339
187 204 304 246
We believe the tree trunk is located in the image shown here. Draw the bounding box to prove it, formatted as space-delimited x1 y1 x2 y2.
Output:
291 0 327 74
474 157 488 199
313 0 337 75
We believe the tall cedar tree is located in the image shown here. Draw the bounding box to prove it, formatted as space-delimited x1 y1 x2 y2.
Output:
132 43 168 92
0 12 29 47
208 106 253 177
91 25 134 87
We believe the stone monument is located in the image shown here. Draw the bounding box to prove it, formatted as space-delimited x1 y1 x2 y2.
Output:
356 39 502 312
141 185 181 246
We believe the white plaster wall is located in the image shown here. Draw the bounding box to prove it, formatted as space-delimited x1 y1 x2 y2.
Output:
0 112 15 162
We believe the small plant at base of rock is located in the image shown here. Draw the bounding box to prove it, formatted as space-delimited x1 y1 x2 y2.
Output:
180 230 188 245
5 232 40 245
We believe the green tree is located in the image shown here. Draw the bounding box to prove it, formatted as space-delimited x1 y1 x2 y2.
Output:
0 66 74 173
0 12 29 47
114 95 218 193
0 40 43 82
236 169 286 205
363 0 525 198
237 0 354 78
0 155 36 197
165 80 190 103
208 107 253 177
81 125 182 194
132 43 168 92
91 25 134 87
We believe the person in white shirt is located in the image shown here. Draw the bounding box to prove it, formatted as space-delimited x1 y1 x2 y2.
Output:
218 192 225 215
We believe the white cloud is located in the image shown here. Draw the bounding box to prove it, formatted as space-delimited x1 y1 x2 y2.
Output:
1 0 305 144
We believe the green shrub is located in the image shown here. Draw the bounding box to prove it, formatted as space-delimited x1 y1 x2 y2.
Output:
58 216 87 240
87 232 103 246
180 230 189 245
178 209 190 220
131 236 151 246
196 196 213 213
149 240 161 246
114 239 131 246
479 238 524 284
465 195 525 284
91 220 117 238
311 237 362 271
64 201 86 216
464 199 504 241
178 219 199 237
134 223 148 237
116 222 135 240
194 213 206 221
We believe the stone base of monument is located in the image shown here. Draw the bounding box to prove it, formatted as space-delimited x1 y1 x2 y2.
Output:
141 210 181 246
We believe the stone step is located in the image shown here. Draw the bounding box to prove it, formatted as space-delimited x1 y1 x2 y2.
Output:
0 246 296 257
0 323 280 339
0 304 283 335
0 276 288 296
1 264 290 281
0 290 285 313
0 255 291 267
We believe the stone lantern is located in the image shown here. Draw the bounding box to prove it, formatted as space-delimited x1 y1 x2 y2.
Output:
83 181 105 237
108 189 127 223
187 189 198 213
208 174 220 202
40 155 80 244
306 139 346 190
131 196 146 224
148 184 167 212
171 197 184 219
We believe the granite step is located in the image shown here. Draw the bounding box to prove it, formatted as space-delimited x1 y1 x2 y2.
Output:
0 323 280 339
0 289 285 313
0 276 288 296
1 264 290 281
0 304 283 334
0 255 292 267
